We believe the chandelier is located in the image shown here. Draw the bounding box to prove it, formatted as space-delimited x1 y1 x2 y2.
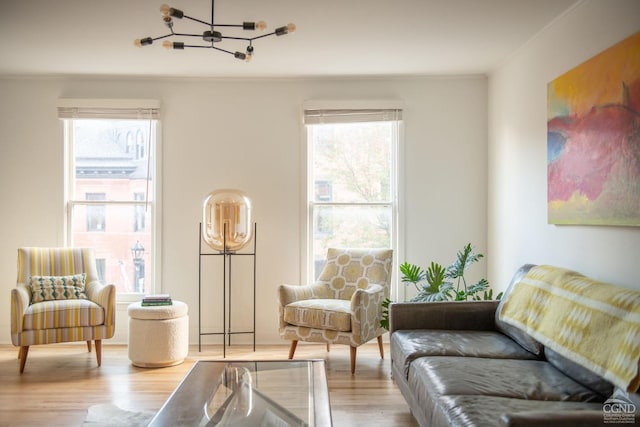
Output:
134 1 296 61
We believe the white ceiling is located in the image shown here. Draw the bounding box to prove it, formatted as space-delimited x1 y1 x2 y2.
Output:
0 0 578 78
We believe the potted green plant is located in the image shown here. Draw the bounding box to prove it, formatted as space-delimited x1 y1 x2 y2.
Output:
380 243 502 329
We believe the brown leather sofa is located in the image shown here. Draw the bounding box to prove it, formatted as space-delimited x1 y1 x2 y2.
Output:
389 264 638 426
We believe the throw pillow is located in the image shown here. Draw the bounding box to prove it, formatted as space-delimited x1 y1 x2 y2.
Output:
29 274 88 303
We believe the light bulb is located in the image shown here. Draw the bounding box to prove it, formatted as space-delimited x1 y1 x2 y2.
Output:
162 41 173 49
276 23 296 36
134 37 153 47
160 4 171 16
256 21 267 31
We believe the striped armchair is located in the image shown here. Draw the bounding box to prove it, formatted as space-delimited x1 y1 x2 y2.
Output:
10 247 116 373
278 248 393 374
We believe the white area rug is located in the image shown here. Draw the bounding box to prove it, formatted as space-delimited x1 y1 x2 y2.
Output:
83 403 155 427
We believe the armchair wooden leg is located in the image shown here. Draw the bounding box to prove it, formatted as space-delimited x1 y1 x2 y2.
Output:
19 346 29 374
326 343 330 352
377 335 384 359
288 340 298 359
95 340 102 367
350 346 357 375
87 340 92 352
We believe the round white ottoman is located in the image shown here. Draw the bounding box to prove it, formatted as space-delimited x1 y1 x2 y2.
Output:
127 300 189 368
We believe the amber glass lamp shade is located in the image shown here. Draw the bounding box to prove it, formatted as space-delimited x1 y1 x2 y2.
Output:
202 189 252 252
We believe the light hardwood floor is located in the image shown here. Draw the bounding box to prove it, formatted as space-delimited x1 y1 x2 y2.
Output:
0 342 418 427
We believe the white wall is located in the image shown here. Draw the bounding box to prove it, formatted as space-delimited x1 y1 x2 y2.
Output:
488 0 640 291
0 75 488 344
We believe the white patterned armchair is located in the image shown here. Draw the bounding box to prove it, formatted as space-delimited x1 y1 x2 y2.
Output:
278 248 393 374
10 247 116 373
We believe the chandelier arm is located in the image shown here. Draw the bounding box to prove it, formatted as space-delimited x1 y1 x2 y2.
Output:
219 35 254 42
247 32 278 41
182 44 220 49
210 23 246 28
182 15 212 27
211 46 237 56
178 18 251 29
172 32 209 38
179 44 236 56
150 34 175 42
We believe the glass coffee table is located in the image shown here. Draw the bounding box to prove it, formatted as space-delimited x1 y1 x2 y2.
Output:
148 360 332 426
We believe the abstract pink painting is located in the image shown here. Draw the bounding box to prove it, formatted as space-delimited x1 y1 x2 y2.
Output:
547 31 640 226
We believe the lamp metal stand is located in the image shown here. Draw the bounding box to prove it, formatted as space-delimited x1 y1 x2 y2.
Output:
198 222 257 356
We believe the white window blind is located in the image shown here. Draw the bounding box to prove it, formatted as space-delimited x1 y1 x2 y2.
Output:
303 109 403 125
57 99 160 120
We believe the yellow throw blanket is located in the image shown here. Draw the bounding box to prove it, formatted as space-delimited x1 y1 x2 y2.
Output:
499 265 640 392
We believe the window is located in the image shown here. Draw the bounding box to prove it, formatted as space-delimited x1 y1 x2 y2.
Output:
59 99 160 297
304 106 402 290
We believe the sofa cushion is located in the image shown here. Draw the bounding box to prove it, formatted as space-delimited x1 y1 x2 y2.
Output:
495 264 544 356
23 299 105 329
283 299 351 332
408 357 603 404
434 395 603 427
391 330 539 379
545 347 614 398
499 410 608 426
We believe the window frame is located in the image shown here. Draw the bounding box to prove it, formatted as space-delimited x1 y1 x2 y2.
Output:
301 101 404 300
60 99 162 302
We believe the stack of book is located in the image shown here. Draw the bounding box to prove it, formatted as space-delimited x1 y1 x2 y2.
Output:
141 294 173 306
